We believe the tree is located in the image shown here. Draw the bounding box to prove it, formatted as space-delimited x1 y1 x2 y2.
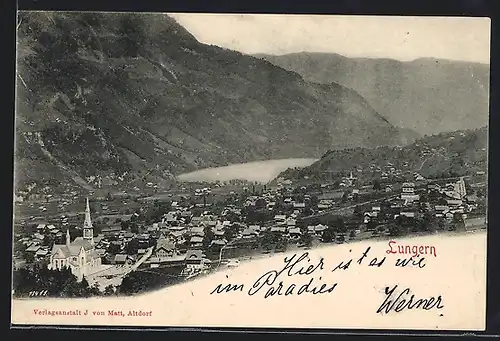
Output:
452 214 465 231
125 238 140 255
373 179 382 191
130 223 139 234
107 243 121 255
23 251 35 263
299 231 313 247
120 220 130 230
332 217 347 234
223 225 238 241
260 230 280 250
104 285 115 296
366 220 378 231
353 205 363 218
202 226 215 250
321 228 335 243
389 223 403 237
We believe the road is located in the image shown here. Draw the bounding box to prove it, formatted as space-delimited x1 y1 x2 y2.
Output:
416 157 430 171
86 246 154 290
303 194 400 219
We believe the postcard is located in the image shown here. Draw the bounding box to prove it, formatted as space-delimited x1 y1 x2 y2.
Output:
11 11 490 330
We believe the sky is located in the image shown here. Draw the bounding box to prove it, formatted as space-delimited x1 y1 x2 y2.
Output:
169 14 491 64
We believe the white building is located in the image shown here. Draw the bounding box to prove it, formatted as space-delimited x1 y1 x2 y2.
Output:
48 198 101 281
401 182 420 202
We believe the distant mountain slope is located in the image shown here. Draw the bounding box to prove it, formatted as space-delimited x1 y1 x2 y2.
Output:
277 127 488 182
255 52 490 136
15 12 415 192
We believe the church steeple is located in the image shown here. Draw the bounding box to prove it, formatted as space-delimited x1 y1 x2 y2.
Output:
66 229 71 246
83 197 94 245
84 197 92 228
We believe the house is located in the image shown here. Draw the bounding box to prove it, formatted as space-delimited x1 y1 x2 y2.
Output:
190 226 205 237
190 236 204 247
274 215 286 223
288 227 301 239
248 225 261 232
170 230 186 244
465 195 478 203
184 250 208 269
293 202 306 209
242 228 259 238
447 199 463 207
400 211 415 218
210 239 227 247
26 244 41 253
428 184 440 191
114 254 132 265
401 183 419 202
190 216 203 226
214 229 225 237
154 237 175 258
314 224 328 233
270 226 286 233
286 218 297 228
169 225 187 232
34 233 44 240
402 182 415 193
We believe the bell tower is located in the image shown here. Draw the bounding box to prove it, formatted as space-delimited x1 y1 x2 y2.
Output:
83 197 94 245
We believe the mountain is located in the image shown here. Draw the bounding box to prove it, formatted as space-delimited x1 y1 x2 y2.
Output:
255 52 490 136
15 12 416 193
277 127 488 182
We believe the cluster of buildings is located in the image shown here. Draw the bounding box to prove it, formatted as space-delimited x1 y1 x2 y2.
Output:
359 177 484 233
15 170 486 287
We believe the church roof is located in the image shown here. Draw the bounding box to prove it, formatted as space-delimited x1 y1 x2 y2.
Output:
51 244 71 258
88 249 101 260
72 237 94 251
51 238 93 258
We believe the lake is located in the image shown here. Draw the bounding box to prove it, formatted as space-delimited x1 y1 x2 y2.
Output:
176 158 319 184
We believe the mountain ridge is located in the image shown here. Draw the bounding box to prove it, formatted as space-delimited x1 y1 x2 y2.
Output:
15 12 417 193
255 52 490 136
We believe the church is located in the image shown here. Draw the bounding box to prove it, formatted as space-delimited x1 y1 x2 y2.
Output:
48 197 102 281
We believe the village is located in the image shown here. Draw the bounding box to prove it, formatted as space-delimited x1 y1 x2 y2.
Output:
11 157 487 296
